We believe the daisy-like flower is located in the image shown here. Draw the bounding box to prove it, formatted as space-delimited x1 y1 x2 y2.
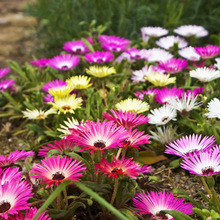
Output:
122 129 150 149
48 85 74 98
134 88 159 100
205 98 220 119
48 54 80 71
115 98 150 114
156 35 188 50
174 25 208 38
0 181 33 219
140 26 169 37
114 52 131 63
0 79 15 91
66 75 92 89
0 167 22 184
84 51 114 63
42 80 67 92
99 35 130 52
132 191 193 218
102 109 149 129
44 94 54 103
159 58 188 74
189 67 220 82
67 120 128 153
9 207 51 220
0 150 34 168
185 87 204 97
95 156 152 179
165 134 216 157
150 126 177 145
57 117 79 138
23 108 56 120
125 48 143 60
148 105 177 126
30 58 49 67
141 48 173 62
38 139 76 157
154 87 184 104
0 68 10 78
86 66 116 78
195 45 220 59
178 46 201 61
63 40 89 54
145 73 176 87
181 146 220 176
214 57 220 69
31 156 86 187
167 93 202 113
52 95 83 114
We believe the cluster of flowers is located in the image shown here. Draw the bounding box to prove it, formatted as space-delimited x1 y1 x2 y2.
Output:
0 68 15 92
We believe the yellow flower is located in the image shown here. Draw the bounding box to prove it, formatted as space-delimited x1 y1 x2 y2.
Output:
48 85 73 97
115 98 149 114
66 75 92 89
86 66 116 78
23 108 56 120
52 95 83 114
144 73 176 87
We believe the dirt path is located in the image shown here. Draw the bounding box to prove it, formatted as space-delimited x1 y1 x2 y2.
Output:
0 0 36 67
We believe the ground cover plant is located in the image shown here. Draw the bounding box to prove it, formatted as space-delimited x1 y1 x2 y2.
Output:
2 22 220 220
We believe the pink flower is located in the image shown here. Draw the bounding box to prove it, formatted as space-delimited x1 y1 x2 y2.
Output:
63 40 89 54
95 156 152 179
102 109 149 129
44 94 54 103
48 54 80 70
0 79 15 91
84 51 114 63
42 79 67 92
31 156 86 187
0 167 22 184
0 68 10 78
67 120 128 153
125 48 143 60
132 191 193 218
185 87 204 97
134 88 159 100
30 58 49 67
195 45 220 59
159 58 188 74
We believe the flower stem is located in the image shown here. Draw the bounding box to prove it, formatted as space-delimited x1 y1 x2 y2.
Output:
201 176 212 199
57 193 62 209
212 124 220 143
110 178 119 205
63 188 68 207
210 186 220 211
116 148 122 159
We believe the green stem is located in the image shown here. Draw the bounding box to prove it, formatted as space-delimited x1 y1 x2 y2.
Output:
57 193 62 209
201 176 212 199
110 178 119 205
211 186 220 211
63 188 68 207
212 125 220 143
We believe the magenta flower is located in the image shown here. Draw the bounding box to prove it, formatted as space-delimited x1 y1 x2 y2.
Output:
99 35 130 52
31 156 86 187
165 134 216 157
125 48 143 60
102 109 149 129
186 87 204 97
84 51 114 63
181 146 220 176
95 156 152 179
132 191 193 218
44 93 54 103
0 150 34 167
38 139 76 157
134 88 159 100
122 128 150 149
159 58 188 74
0 181 33 219
195 45 220 59
0 167 22 184
48 54 80 70
154 87 184 104
67 120 128 153
0 68 10 78
63 40 89 54
42 79 67 92
0 79 15 91
9 207 51 220
30 58 49 67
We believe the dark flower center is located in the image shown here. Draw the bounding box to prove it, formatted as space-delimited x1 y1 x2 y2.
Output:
62 105 71 111
52 171 65 181
161 117 169 122
134 55 141 59
76 48 82 52
152 213 169 220
0 201 11 213
202 166 215 176
96 58 103 63
94 140 106 148
111 167 123 178
62 65 69 69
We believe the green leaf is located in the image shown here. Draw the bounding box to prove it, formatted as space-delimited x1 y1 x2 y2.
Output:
47 149 61 157
119 208 139 220
26 123 44 132
1 91 19 106
161 210 194 220
82 38 94 52
8 60 29 81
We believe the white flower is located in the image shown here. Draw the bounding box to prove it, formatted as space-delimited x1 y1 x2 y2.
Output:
205 98 220 119
141 26 169 37
174 25 208 38
141 48 173 62
167 93 202 113
23 108 56 120
189 67 220 82
178 46 201 61
214 57 220 70
148 105 177 126
114 52 131 64
156 35 188 50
